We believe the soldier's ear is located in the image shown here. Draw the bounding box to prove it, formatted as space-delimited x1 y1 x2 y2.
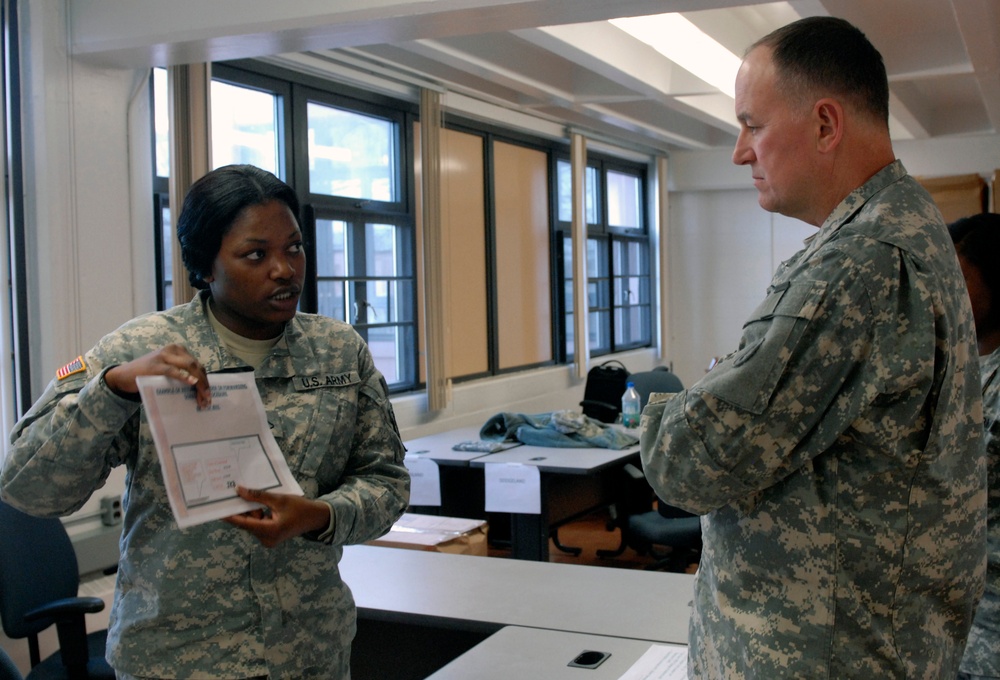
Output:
813 98 844 154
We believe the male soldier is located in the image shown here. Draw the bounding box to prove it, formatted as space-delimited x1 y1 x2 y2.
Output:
640 16 985 678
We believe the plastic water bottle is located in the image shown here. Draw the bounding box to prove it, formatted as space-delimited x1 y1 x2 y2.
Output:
621 381 641 428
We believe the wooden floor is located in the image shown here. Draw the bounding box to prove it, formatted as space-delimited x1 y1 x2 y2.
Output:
486 507 700 573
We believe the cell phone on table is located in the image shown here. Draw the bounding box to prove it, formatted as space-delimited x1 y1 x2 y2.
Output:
567 650 611 669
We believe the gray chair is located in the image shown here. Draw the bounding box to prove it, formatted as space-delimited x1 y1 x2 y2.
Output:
0 501 115 680
626 366 683 409
599 367 702 571
0 647 23 680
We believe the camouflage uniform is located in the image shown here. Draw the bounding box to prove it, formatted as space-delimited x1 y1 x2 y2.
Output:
1 291 410 679
960 347 1000 679
640 161 986 678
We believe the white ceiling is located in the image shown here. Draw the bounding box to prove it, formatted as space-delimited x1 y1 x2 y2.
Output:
71 0 1000 155
301 0 1000 152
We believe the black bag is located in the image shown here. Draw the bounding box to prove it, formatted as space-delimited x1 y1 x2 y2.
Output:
580 360 630 423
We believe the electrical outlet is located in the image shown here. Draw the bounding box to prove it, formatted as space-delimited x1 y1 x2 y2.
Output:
100 495 122 526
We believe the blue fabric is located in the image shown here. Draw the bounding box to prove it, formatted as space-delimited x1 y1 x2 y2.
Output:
480 410 638 450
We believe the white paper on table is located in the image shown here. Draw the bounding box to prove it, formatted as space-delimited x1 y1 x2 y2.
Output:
484 462 540 514
136 373 303 529
391 513 484 534
616 644 687 680
403 455 441 506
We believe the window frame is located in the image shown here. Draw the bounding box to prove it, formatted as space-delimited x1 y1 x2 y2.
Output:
552 152 651 361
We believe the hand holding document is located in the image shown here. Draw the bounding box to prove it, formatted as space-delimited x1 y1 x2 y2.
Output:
137 372 303 528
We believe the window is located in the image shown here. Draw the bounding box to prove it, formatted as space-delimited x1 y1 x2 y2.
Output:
152 67 172 310
613 237 651 348
211 79 281 174
313 218 416 386
556 161 599 225
555 157 651 359
298 86 416 389
306 103 397 202
152 63 418 392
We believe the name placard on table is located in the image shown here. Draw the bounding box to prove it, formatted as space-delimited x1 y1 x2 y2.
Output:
484 463 541 514
403 454 442 506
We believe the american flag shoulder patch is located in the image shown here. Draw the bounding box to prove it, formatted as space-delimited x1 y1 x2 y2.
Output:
56 356 86 380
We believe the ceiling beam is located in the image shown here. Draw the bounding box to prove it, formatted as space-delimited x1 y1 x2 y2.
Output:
69 0 752 68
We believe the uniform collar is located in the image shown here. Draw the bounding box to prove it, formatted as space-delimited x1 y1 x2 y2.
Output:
800 159 908 257
181 290 312 379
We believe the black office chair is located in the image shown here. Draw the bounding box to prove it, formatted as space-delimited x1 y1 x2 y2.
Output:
0 501 115 680
0 647 23 680
598 367 702 571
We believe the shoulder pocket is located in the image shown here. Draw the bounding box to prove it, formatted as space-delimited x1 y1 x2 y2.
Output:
699 280 827 414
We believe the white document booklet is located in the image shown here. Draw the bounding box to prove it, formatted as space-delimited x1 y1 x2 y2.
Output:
137 372 303 529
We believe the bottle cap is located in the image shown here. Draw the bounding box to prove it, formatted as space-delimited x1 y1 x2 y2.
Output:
626 381 634 387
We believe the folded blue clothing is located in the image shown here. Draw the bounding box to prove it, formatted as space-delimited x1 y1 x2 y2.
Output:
479 410 638 450
451 439 522 453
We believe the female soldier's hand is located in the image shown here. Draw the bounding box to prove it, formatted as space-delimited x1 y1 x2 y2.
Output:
223 487 333 548
104 343 213 409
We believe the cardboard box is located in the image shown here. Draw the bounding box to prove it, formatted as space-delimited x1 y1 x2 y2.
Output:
367 513 488 556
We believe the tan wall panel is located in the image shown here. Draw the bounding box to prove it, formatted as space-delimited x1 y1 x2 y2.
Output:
493 141 552 369
415 124 489 382
442 129 489 378
414 122 427 384
915 173 988 223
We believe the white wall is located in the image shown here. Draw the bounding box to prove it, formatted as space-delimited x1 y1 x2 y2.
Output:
665 189 814 388
20 1 151 396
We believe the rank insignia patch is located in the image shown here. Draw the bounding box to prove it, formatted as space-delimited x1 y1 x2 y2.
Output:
56 356 86 380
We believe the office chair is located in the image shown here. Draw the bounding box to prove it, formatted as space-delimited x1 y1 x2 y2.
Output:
598 462 703 571
598 367 702 571
626 366 683 408
0 647 23 680
0 501 115 680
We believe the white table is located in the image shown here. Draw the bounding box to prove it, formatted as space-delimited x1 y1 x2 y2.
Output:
403 426 496 519
341 544 693 643
426 626 687 680
404 425 495 465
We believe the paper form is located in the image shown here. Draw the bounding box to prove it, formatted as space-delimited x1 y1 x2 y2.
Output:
616 644 687 680
137 373 303 528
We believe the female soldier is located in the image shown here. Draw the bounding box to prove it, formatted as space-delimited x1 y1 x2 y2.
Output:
1 164 409 679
